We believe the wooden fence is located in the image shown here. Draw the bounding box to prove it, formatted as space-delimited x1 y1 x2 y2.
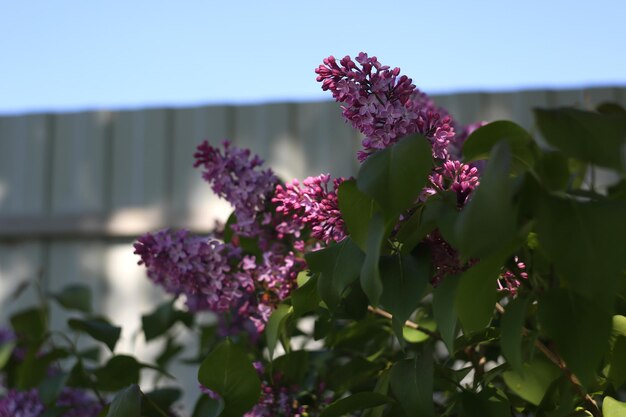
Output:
0 87 624 411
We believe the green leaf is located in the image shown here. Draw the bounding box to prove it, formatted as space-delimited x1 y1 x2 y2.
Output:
460 388 511 417
272 351 309 385
609 336 626 389
455 249 510 334
291 275 321 316
360 213 386 305
52 284 92 313
503 357 560 406
141 300 192 342
338 179 380 251
500 296 530 373
535 150 570 191
380 249 430 342
535 107 626 171
68 318 121 352
265 304 292 359
433 275 460 352
143 388 181 416
455 141 518 259
106 385 142 417
94 355 142 391
192 395 224 417
357 134 433 220
319 392 393 417
402 320 437 344
390 351 434 417
535 194 626 307
306 238 365 309
603 396 626 417
463 120 536 171
0 340 15 370
11 307 47 343
197 339 261 417
538 289 612 387
38 371 69 405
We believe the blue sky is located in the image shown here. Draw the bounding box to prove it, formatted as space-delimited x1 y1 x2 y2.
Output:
1 1 625 114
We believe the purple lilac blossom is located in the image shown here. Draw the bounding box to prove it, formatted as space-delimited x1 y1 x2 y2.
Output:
315 53 455 161
134 229 253 312
498 257 529 296
194 141 278 237
0 389 44 417
420 160 480 207
55 388 102 417
273 174 346 245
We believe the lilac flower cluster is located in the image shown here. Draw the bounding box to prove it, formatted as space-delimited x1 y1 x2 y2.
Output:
0 387 101 417
273 174 346 245
0 389 43 417
194 140 278 237
134 228 304 332
421 160 480 207
315 53 455 161
134 229 252 312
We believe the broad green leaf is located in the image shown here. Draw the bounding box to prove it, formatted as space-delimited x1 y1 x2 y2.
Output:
613 315 626 340
11 307 47 343
0 340 15 370
535 150 570 191
455 142 518 259
362 369 391 417
500 296 530 373
538 289 612 387
380 249 430 342
357 134 433 220
338 179 380 251
192 395 224 417
609 336 626 388
319 392 393 417
390 351 434 417
455 249 510 334
503 358 560 406
52 284 92 313
597 102 626 115
396 196 453 254
142 300 191 342
603 396 626 417
463 120 535 171
460 388 511 417
360 213 386 305
535 107 626 171
272 351 309 385
197 340 261 417
265 304 291 359
433 275 461 351
38 371 69 405
291 275 321 316
306 238 364 309
535 194 626 306
94 355 142 391
106 385 142 417
402 320 436 344
68 318 121 352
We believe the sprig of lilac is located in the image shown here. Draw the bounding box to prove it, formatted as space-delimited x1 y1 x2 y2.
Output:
421 160 480 207
315 53 455 161
273 174 346 245
194 141 278 237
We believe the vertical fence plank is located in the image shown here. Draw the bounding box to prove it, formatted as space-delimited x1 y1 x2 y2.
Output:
52 112 110 214
0 242 44 319
295 101 356 179
0 115 49 215
171 106 233 229
582 87 618 109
